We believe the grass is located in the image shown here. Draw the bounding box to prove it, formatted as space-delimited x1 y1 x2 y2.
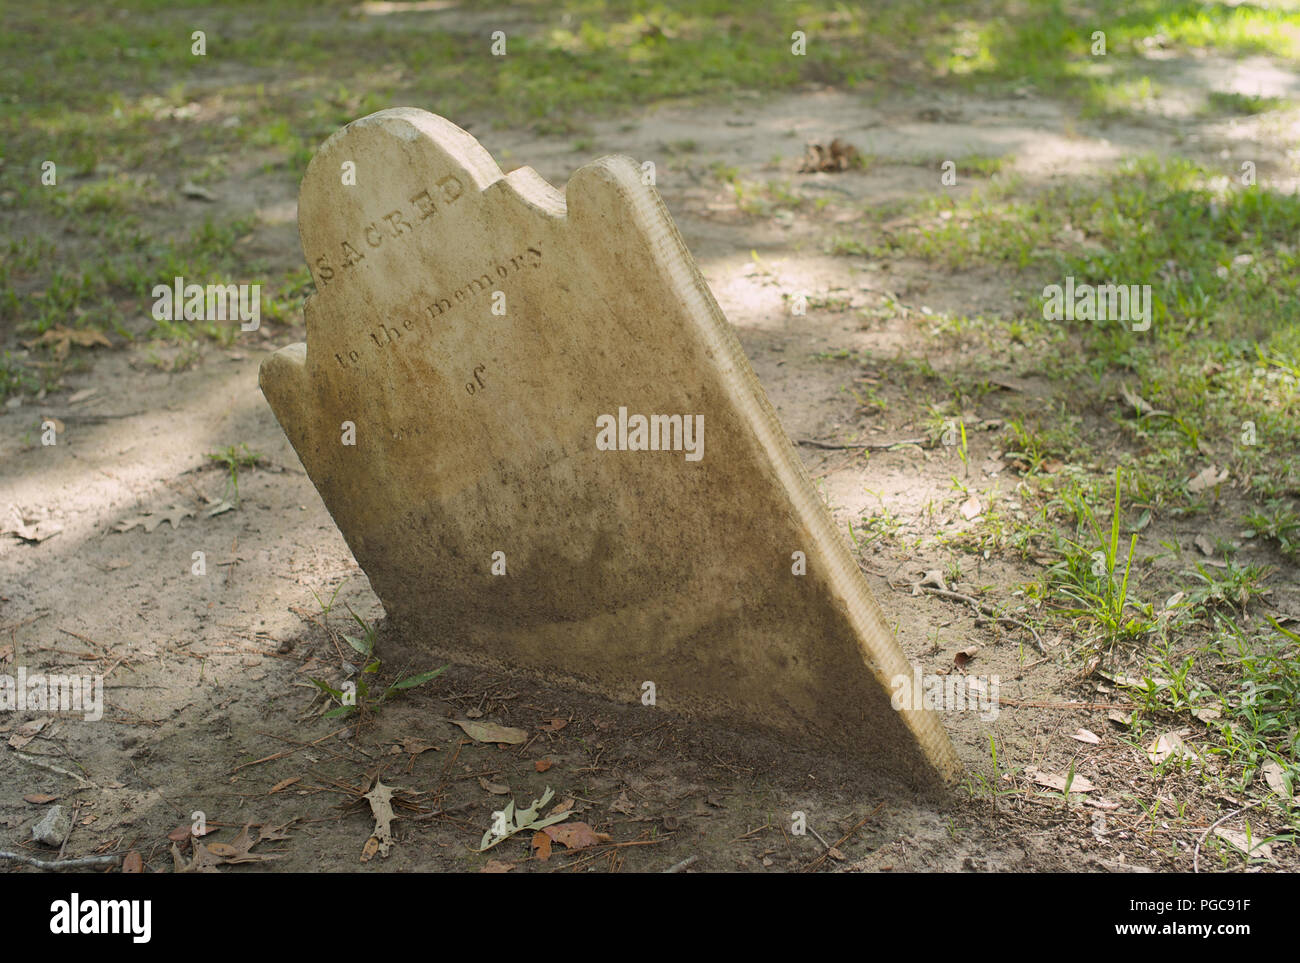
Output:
4 0 1297 402
205 443 262 505
309 603 447 720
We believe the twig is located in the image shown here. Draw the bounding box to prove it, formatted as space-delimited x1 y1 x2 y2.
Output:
798 437 928 451
1194 801 1262 874
899 583 1047 654
57 804 79 860
664 854 698 873
228 727 350 773
14 752 91 785
0 612 50 634
0 851 121 871
803 802 886 873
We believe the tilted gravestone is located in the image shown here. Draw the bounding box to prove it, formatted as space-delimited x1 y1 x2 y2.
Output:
261 108 960 785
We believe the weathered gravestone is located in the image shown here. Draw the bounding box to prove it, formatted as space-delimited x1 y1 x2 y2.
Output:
261 108 960 785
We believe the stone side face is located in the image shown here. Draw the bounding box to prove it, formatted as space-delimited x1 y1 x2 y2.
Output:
260 108 960 786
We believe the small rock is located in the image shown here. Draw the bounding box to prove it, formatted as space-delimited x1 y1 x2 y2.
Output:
31 805 69 847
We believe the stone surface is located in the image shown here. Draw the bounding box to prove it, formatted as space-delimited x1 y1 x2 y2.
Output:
32 804 69 847
261 108 959 785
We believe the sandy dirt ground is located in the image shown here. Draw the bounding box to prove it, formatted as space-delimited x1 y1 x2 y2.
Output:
2 74 1297 872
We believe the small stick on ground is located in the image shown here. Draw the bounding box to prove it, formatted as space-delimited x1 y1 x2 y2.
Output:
802 802 885 873
898 583 1047 654
57 804 79 860
1194 801 1261 874
14 752 91 785
663 854 698 873
798 437 928 451
0 851 121 871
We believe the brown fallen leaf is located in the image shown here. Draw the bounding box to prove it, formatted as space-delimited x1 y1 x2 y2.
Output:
479 777 510 795
954 646 979 667
8 717 52 749
23 793 59 804
798 138 860 173
360 835 380 863
399 737 438 755
531 832 553 862
21 325 112 361
113 505 195 534
363 779 399 858
1024 766 1097 793
257 819 297 843
1262 761 1293 806
174 822 282 872
550 798 576 817
1071 728 1101 745
1187 464 1229 494
542 822 612 852
451 719 528 744
1149 730 1200 765
167 821 214 842
2 505 62 544
1214 826 1273 860
481 859 514 873
538 718 568 732
122 851 144 874
534 758 553 773
267 777 301 794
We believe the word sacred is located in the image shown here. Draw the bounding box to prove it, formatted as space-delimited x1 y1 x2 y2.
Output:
312 174 465 287
596 407 704 462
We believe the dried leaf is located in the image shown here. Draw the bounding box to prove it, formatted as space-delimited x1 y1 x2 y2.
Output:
1071 728 1101 745
363 779 399 858
541 821 612 851
478 777 510 795
1119 384 1165 417
268 777 300 794
257 820 297 843
534 758 553 773
8 717 51 749
914 569 949 594
113 505 194 534
452 719 528 744
477 787 570 852
122 851 143 874
1024 766 1096 793
481 859 514 873
531 832 552 862
21 325 112 361
1148 730 1200 764
1187 464 1228 494
959 496 982 520
1213 827 1272 860
23 793 58 804
399 738 438 755
1262 761 1292 806
538 718 568 732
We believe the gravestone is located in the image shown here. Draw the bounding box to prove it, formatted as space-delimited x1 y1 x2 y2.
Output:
261 108 960 785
